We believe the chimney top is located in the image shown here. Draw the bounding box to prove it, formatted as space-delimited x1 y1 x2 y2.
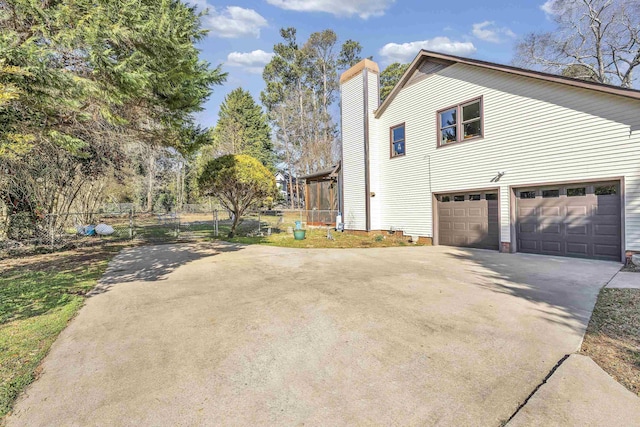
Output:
340 59 379 84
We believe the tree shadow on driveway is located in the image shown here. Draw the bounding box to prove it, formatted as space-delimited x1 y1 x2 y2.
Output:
443 247 622 334
89 242 245 295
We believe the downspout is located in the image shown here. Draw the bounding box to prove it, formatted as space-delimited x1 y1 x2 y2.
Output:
339 87 344 222
363 68 371 232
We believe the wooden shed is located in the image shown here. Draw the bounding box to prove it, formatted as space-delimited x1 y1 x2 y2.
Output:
301 163 341 226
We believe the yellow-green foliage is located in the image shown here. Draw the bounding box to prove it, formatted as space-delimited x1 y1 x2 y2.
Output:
198 154 276 236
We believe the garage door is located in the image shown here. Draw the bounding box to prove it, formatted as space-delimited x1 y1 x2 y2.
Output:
516 182 621 261
437 191 499 250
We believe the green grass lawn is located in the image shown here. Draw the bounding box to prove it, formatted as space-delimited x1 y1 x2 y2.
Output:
0 245 122 418
221 212 421 249
226 227 416 248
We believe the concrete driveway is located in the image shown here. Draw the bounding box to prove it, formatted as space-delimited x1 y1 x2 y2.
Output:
6 244 622 426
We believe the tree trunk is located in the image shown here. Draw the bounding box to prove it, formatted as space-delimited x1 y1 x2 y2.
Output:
228 209 241 237
288 171 295 210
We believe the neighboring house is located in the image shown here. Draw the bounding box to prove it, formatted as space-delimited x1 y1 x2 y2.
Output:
340 52 640 262
275 170 288 199
275 170 303 206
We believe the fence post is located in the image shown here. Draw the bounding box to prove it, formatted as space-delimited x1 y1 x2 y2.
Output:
129 209 133 240
214 209 219 237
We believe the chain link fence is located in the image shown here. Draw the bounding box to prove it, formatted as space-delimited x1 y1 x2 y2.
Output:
0 209 339 258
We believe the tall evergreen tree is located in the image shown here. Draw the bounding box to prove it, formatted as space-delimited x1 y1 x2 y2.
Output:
210 88 274 169
0 0 225 217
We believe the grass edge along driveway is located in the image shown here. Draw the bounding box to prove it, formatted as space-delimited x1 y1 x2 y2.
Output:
0 245 123 419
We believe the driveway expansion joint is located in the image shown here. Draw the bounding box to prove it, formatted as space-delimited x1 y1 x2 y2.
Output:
505 353 571 424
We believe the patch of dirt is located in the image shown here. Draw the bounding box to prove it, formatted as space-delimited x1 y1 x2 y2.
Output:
581 288 640 396
0 241 134 275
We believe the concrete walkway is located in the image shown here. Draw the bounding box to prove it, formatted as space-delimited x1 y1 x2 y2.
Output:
5 244 627 426
508 354 640 426
606 271 640 289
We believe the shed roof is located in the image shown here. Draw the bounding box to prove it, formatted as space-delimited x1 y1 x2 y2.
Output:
300 163 341 180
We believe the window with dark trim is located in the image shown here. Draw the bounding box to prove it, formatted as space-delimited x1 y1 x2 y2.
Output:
542 189 560 198
453 195 465 202
595 185 617 195
486 193 498 201
390 123 405 158
520 191 536 199
438 97 483 146
567 187 586 197
469 194 481 201
441 195 451 202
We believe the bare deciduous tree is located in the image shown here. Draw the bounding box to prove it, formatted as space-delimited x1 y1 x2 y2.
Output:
515 0 640 88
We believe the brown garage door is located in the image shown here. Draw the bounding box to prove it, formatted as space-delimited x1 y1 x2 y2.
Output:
516 182 621 261
437 191 499 250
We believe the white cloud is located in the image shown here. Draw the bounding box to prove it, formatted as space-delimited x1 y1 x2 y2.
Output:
540 0 558 15
472 21 516 43
265 0 395 19
198 5 268 38
226 50 275 74
379 37 477 64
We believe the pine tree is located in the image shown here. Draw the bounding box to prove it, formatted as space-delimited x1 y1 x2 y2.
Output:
210 88 274 169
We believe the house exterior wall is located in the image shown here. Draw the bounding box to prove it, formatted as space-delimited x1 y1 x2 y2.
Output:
341 60 640 253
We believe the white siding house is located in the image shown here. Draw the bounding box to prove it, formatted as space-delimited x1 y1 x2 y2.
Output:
340 51 640 261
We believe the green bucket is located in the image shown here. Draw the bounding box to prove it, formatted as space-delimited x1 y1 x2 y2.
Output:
293 229 306 240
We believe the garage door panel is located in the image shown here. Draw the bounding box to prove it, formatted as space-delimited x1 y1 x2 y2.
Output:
519 239 538 250
468 208 483 217
594 244 620 257
594 224 619 237
567 206 588 216
567 225 588 235
566 242 588 256
453 222 467 231
518 206 537 216
541 207 562 217
453 235 468 245
468 222 484 231
440 237 454 246
516 181 621 261
453 208 466 217
594 205 619 216
541 241 562 253
519 223 536 233
540 223 561 234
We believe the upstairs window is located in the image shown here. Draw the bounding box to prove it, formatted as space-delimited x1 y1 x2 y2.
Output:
390 123 406 158
438 97 483 146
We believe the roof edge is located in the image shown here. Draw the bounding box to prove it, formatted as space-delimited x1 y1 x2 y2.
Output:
375 50 640 118
300 163 341 180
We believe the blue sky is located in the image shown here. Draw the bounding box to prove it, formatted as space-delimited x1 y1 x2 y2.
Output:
189 0 557 127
